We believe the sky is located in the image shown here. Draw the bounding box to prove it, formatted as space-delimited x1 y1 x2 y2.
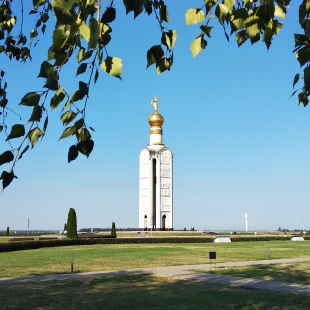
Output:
0 1 309 232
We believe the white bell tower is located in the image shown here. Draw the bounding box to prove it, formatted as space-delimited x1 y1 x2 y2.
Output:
139 97 173 231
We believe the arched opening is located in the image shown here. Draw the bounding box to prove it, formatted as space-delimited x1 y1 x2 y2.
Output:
162 215 166 231
152 158 157 229
144 215 147 230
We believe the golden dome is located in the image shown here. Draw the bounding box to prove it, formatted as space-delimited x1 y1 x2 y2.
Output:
148 112 164 127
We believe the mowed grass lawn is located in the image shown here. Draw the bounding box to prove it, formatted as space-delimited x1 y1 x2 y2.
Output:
1 241 310 309
0 241 310 278
1 274 310 310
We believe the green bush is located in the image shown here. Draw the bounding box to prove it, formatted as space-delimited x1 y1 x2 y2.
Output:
111 222 116 238
66 208 77 239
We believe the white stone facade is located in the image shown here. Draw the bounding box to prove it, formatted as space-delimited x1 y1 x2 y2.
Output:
139 103 173 230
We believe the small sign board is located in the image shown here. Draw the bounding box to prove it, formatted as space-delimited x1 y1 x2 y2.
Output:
209 251 216 259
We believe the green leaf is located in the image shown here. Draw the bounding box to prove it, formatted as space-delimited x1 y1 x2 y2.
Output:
71 90 82 102
0 98 8 108
28 127 44 148
144 0 152 15
38 61 54 78
79 81 88 97
304 66 310 93
215 3 231 24
123 0 143 18
63 0 78 12
156 57 171 75
19 92 40 107
274 4 286 20
88 17 99 49
224 0 234 13
79 22 90 43
68 145 79 163
52 0 74 25
185 9 205 26
190 35 207 58
28 106 43 122
159 0 169 23
147 45 164 68
33 0 47 9
100 7 116 24
100 57 123 79
245 15 260 39
230 8 248 32
43 116 48 133
76 63 87 76
80 50 93 62
6 124 25 141
296 47 310 67
61 111 77 126
77 48 85 62
293 73 300 88
62 98 71 111
59 126 76 140
77 139 94 157
235 29 248 47
44 74 58 90
30 29 38 39
94 69 99 84
76 128 91 142
1 171 15 190
200 25 212 37
263 21 273 49
0 151 14 166
272 20 282 35
74 118 84 130
17 145 29 161
50 91 65 111
161 30 177 49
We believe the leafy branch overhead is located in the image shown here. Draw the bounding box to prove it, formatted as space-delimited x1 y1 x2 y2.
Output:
0 0 307 191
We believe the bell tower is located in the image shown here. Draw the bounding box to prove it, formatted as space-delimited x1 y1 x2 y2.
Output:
139 97 173 231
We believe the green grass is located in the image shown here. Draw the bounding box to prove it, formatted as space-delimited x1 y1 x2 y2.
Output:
1 275 310 310
1 241 310 278
200 262 310 285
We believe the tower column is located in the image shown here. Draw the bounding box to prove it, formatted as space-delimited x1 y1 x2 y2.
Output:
139 97 173 231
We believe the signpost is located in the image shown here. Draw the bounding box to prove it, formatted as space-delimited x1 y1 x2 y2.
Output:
209 251 216 270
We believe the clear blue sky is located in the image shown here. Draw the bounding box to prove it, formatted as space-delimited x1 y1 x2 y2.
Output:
1 1 309 232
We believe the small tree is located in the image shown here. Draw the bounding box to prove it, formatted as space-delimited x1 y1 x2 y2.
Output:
111 222 116 238
66 208 77 239
64 223 67 232
6 227 9 236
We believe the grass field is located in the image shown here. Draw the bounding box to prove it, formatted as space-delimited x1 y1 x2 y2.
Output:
201 261 310 284
0 241 310 278
1 274 310 310
1 241 310 309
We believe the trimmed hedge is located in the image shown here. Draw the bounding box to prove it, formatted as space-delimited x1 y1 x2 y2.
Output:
8 238 35 242
0 237 214 252
0 236 308 253
230 236 293 242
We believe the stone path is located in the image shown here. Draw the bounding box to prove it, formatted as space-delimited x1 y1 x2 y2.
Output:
1 258 310 296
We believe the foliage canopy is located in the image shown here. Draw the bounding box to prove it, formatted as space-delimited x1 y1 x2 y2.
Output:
0 0 308 190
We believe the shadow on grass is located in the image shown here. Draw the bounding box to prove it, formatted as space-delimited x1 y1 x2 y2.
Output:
0 274 310 310
206 262 310 285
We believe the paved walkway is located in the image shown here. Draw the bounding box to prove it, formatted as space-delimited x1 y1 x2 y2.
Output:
1 258 310 296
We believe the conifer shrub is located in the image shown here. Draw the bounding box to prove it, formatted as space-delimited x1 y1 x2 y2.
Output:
66 208 77 239
111 222 116 238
